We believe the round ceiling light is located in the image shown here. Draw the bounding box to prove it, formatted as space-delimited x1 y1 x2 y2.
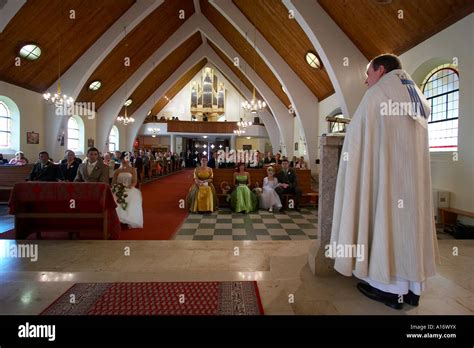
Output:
124 99 133 107
19 44 41 61
88 80 101 91
305 51 321 69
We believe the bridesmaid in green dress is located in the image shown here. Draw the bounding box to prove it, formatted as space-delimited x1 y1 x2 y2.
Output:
231 163 258 213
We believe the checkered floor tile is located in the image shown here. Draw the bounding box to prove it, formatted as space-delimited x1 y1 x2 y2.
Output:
174 208 318 241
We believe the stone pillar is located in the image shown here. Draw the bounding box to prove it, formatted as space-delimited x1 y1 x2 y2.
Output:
308 135 345 276
230 135 236 150
170 134 175 153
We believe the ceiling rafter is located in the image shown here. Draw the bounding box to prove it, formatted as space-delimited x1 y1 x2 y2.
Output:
76 0 196 110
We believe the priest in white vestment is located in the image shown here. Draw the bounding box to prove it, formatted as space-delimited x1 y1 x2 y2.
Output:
330 54 439 310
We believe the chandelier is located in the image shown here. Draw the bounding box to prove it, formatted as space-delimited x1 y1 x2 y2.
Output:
241 87 266 114
237 117 252 128
43 3 74 108
117 107 135 125
43 82 74 107
148 127 160 138
233 128 246 136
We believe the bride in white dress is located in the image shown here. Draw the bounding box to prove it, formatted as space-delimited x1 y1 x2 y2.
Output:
259 166 282 212
112 153 143 228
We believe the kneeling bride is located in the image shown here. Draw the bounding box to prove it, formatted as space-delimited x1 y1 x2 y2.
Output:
112 153 143 228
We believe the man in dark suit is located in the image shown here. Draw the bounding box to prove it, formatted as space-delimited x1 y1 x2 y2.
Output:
60 150 82 165
74 147 109 183
275 159 302 212
57 150 80 182
263 152 275 164
208 151 217 168
29 151 57 181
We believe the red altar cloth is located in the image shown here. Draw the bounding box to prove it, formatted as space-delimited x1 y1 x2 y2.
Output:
8 182 121 239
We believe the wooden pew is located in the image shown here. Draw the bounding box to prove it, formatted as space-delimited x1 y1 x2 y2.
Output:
0 164 34 203
9 182 121 240
211 167 318 208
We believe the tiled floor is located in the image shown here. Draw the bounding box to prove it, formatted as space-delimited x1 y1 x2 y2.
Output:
0 239 472 315
0 205 13 234
174 208 317 241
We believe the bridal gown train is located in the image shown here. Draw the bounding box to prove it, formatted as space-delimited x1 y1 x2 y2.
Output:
115 172 143 228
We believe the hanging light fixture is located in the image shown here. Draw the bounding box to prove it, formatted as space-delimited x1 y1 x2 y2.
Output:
241 1 266 115
43 3 74 108
233 128 246 136
116 26 134 126
117 107 135 125
148 127 160 137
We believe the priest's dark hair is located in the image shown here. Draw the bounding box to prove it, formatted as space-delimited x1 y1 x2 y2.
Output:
371 54 402 73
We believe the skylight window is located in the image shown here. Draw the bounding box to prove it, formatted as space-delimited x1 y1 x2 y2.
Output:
19 44 41 61
88 81 102 91
305 52 321 69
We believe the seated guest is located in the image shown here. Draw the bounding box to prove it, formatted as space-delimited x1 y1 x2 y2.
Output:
249 151 264 168
275 153 282 165
186 157 218 213
57 150 80 182
260 166 282 212
231 162 258 213
263 152 275 164
275 159 302 212
295 156 307 169
208 152 217 168
103 152 116 184
29 151 57 182
290 156 298 168
9 151 28 165
112 151 122 164
0 153 7 164
133 150 143 183
112 153 143 228
74 147 109 183
60 149 82 165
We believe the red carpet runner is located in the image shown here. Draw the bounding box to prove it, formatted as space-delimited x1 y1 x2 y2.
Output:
119 169 193 240
40 281 264 315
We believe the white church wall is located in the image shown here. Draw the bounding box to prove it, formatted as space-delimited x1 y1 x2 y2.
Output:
0 81 45 162
400 13 474 218
0 81 99 162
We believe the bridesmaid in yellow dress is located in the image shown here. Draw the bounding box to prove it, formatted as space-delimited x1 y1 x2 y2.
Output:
186 156 218 213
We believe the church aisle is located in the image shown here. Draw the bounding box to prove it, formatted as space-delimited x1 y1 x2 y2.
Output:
119 169 193 240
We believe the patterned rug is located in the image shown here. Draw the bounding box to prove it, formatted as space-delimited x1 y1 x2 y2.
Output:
40 281 264 315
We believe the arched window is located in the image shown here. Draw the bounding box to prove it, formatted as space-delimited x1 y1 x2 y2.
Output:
0 102 11 148
108 125 119 152
67 116 84 154
422 65 459 152
0 96 20 153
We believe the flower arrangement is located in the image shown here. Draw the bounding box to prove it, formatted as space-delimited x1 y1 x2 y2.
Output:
112 183 128 210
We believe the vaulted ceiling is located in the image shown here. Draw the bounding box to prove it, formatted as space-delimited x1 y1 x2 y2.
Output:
76 0 195 110
200 0 291 108
1 0 473 123
318 0 474 60
233 0 334 100
0 0 135 92
118 32 202 117
148 58 208 119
